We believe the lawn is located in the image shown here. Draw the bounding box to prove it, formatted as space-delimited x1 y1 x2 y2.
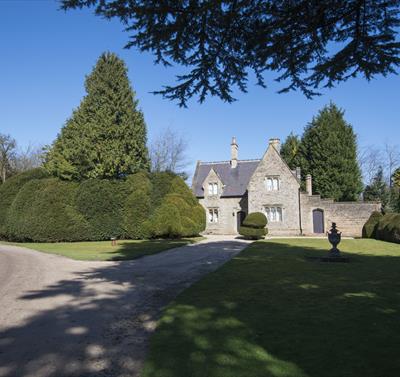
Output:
3 238 202 261
142 238 400 377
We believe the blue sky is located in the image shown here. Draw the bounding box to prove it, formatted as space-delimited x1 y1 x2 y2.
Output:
1 0 399 176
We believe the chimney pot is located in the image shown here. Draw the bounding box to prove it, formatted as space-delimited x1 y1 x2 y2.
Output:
306 174 313 196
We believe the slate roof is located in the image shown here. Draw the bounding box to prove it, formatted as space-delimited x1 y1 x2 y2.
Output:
192 160 260 197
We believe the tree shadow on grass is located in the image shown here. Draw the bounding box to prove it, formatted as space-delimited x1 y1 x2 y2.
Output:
0 240 246 377
142 240 400 377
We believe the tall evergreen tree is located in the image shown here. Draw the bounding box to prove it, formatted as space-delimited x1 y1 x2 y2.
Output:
280 133 303 170
45 52 149 180
392 168 400 188
364 167 390 208
301 103 363 201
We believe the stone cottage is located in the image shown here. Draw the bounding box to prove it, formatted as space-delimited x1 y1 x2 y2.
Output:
192 138 380 237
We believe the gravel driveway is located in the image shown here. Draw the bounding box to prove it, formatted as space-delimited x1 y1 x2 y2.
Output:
0 236 250 377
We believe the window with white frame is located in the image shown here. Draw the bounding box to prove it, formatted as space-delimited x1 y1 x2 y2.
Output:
265 176 280 191
264 206 283 222
208 208 219 223
208 182 218 195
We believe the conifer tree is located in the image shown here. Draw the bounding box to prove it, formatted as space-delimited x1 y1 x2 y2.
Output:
364 167 390 208
300 103 363 201
280 133 303 170
46 52 149 180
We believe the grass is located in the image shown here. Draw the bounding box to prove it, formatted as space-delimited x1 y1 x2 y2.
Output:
142 238 400 377
2 238 203 261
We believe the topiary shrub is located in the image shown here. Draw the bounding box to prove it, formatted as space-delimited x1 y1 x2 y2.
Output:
75 179 126 240
375 213 399 241
122 172 153 239
0 168 49 239
362 211 383 239
243 212 268 228
149 171 176 210
380 213 400 243
7 178 90 242
239 212 268 240
149 202 183 238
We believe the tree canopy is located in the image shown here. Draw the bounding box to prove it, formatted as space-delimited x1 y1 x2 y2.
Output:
45 52 149 180
61 0 400 106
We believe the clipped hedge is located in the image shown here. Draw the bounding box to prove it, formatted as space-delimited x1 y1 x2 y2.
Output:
0 168 49 238
1 170 205 242
75 179 126 240
123 172 153 239
7 178 90 242
362 211 383 239
239 212 268 240
375 213 400 244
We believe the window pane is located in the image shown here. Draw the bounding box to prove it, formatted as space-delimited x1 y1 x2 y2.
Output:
277 207 282 221
273 178 279 191
213 183 218 195
271 207 276 221
214 209 218 223
208 183 213 195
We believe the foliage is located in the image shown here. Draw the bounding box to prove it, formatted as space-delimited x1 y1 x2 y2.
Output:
362 211 383 239
374 213 400 244
122 172 153 239
364 167 390 208
62 1 400 106
243 212 268 228
280 133 304 170
7 178 90 242
75 179 126 240
392 168 400 188
0 168 49 239
45 52 149 180
143 238 400 377
239 212 268 239
147 175 206 238
300 103 363 201
149 171 176 209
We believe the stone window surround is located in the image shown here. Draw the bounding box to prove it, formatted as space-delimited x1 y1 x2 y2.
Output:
208 208 219 223
265 176 280 191
208 182 219 196
264 205 284 223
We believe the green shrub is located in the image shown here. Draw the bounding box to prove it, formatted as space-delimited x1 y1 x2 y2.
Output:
75 179 126 240
243 212 268 228
7 178 90 242
149 202 183 238
239 212 268 240
362 211 383 239
379 213 400 243
0 168 48 238
375 213 399 241
239 226 267 240
150 171 176 210
122 172 152 239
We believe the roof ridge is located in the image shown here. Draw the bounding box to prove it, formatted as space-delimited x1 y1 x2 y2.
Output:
199 159 260 165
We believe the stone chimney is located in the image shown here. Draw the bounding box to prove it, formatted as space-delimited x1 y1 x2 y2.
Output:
230 137 238 168
306 174 313 196
296 167 301 181
269 138 281 154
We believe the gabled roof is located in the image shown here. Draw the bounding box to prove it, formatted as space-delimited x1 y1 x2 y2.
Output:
192 160 260 197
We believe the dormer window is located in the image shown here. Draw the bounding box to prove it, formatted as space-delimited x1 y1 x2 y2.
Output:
208 182 218 195
265 176 280 191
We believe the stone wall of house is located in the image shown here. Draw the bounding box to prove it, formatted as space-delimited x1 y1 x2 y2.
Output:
199 196 247 235
300 193 381 237
247 144 301 235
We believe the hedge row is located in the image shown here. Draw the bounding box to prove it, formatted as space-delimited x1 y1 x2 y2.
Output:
362 211 400 244
0 170 205 242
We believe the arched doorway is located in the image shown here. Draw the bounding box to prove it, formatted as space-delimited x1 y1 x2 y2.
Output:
313 209 324 234
237 211 246 232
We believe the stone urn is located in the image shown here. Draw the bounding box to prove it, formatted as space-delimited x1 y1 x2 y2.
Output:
327 222 342 257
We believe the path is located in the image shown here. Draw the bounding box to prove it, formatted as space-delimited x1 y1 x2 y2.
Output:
0 236 250 377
